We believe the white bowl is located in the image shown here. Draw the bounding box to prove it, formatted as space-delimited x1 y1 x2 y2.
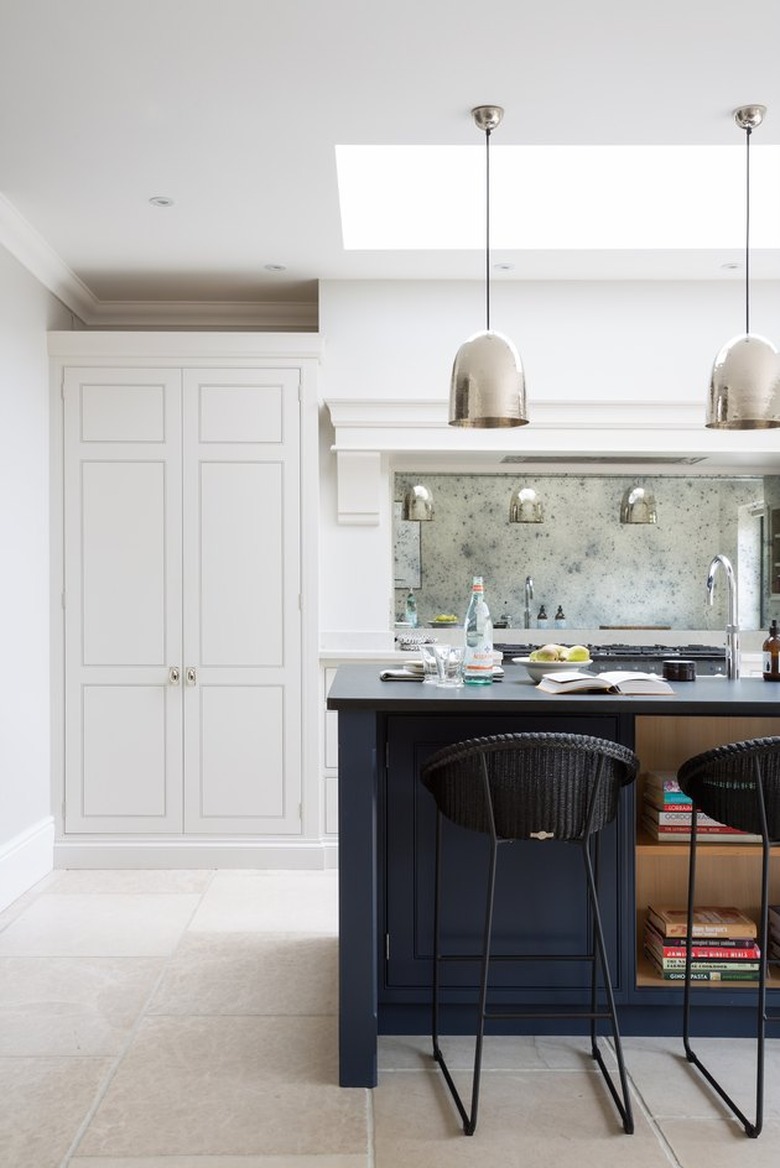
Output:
513 656 593 684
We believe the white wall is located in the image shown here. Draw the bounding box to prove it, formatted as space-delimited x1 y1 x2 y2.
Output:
0 245 71 909
318 278 780 645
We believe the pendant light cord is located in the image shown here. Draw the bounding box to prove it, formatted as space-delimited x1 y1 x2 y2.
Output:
745 125 752 335
485 126 491 331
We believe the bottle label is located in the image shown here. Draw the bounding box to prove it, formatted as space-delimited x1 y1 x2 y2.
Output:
463 647 493 682
763 651 780 677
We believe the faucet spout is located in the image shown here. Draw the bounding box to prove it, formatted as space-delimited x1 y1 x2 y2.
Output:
706 554 740 679
524 576 534 630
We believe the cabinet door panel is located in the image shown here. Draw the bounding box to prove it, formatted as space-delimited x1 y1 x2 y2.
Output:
182 368 302 834
199 461 282 666
384 714 626 1000
63 367 184 834
193 683 286 820
81 461 167 665
82 684 174 818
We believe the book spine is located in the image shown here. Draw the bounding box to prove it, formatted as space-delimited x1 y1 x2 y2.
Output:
642 819 759 839
646 911 757 939
644 920 758 953
643 793 692 807
644 952 760 971
644 942 760 960
650 822 751 833
653 969 759 981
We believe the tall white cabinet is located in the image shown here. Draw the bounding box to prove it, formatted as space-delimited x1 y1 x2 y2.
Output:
50 333 322 868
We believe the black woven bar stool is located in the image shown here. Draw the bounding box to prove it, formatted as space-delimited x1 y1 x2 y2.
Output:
677 736 780 1138
420 731 639 1136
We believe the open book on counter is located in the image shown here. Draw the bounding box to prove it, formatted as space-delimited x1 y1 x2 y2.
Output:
536 670 674 695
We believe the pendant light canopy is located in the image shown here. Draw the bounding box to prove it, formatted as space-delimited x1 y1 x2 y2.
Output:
620 484 657 526
401 483 434 521
706 104 780 429
449 106 528 428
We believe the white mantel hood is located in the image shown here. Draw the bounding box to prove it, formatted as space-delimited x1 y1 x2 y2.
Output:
325 396 780 524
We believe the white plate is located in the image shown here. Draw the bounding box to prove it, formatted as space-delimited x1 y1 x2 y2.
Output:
513 656 593 684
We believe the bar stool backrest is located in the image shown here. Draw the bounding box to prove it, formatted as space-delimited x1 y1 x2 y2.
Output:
677 735 780 839
421 732 639 842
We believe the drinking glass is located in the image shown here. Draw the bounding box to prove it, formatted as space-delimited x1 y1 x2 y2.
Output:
419 642 439 683
434 644 464 688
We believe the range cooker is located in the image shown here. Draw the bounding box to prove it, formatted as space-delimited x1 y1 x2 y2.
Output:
494 642 728 676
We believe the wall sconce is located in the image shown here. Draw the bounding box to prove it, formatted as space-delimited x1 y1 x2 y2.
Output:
509 486 543 523
401 484 434 521
620 484 657 525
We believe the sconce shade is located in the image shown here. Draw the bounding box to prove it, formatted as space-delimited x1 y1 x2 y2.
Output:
450 330 528 428
620 485 657 525
509 485 543 523
706 333 780 428
402 484 434 521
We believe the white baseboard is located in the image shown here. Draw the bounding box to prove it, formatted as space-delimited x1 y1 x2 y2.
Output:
54 836 339 870
0 817 55 912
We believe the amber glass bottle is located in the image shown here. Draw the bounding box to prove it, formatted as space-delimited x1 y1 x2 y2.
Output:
762 619 780 681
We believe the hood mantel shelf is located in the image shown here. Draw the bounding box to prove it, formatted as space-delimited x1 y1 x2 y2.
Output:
325 397 780 524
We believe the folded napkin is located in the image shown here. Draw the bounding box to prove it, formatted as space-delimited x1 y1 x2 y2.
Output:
380 669 424 682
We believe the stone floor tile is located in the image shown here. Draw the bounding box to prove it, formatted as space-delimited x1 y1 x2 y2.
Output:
76 1014 368 1159
0 955 162 1055
0 1055 111 1168
149 932 337 1016
0 893 201 957
187 870 338 935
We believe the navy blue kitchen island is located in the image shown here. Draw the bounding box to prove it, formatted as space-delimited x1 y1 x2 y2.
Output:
327 664 780 1087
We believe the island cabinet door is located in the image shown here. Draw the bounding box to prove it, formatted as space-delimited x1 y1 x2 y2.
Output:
383 714 634 1005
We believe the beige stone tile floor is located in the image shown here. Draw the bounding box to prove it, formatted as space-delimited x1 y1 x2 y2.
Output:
0 867 778 1167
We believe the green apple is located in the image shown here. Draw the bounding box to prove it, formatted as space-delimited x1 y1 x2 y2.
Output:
565 645 590 662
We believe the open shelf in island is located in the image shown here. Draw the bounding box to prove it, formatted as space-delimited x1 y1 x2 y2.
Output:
633 714 780 993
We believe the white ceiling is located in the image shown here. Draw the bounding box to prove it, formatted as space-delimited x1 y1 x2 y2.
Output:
1 0 779 323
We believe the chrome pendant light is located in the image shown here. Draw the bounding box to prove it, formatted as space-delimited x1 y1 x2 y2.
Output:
401 483 434 521
707 104 780 429
620 484 657 525
449 106 528 428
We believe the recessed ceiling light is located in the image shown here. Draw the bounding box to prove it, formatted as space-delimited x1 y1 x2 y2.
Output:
149 195 174 207
264 263 287 272
494 261 515 271
721 261 741 270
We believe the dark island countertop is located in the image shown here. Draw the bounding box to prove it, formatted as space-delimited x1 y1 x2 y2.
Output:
327 662 780 716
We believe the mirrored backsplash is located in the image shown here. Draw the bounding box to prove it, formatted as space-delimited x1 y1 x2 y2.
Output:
394 474 773 631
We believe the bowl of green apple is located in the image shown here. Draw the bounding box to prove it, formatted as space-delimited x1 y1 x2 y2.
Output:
513 644 592 684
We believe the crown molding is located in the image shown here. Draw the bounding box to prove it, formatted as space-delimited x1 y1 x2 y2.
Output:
0 192 317 329
0 192 96 320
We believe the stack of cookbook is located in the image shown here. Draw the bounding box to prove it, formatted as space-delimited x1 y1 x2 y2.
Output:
644 905 760 982
641 770 761 843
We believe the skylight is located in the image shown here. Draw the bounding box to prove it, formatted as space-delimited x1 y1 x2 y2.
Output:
336 145 780 251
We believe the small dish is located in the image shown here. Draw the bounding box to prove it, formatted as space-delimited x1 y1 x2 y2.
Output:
513 656 593 684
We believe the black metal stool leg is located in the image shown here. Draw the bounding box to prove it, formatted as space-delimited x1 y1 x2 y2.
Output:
431 813 499 1136
582 833 634 1134
683 793 769 1138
